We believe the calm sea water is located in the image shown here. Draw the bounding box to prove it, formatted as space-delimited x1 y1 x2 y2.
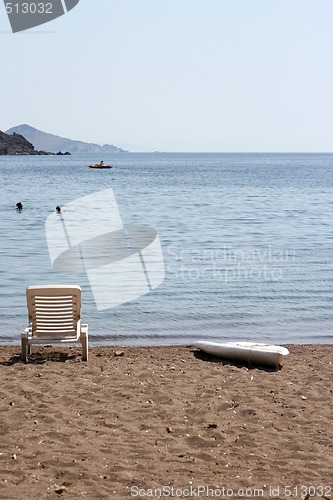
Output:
1 153 333 345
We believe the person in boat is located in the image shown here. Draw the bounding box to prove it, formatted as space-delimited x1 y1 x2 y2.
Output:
99 160 105 166
56 205 61 214
16 202 23 211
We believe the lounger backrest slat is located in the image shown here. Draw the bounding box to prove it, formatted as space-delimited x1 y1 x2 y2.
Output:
26 286 81 339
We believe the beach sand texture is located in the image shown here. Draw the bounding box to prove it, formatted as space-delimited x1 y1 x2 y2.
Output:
0 345 332 499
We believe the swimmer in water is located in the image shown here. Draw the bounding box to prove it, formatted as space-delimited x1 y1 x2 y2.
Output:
16 202 23 211
56 205 61 214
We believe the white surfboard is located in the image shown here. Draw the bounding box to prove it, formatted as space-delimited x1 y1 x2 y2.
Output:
194 341 289 367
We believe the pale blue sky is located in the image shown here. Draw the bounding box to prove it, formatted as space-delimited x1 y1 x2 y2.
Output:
1 0 333 152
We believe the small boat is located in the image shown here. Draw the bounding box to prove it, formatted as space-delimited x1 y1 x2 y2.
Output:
89 162 113 169
194 341 289 367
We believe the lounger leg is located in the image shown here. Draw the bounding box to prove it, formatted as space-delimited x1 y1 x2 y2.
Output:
81 325 88 362
21 337 28 362
81 336 88 361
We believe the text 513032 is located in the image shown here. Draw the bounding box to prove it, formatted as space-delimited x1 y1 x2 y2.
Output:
5 3 53 14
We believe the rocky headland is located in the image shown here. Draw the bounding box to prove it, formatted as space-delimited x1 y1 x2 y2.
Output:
6 124 126 154
0 130 70 155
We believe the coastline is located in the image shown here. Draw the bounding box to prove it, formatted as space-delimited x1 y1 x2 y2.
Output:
0 344 332 499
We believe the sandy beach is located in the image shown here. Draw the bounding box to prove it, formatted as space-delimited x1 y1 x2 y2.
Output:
0 344 332 499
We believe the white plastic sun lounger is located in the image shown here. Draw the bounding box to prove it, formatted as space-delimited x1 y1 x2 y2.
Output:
21 285 88 362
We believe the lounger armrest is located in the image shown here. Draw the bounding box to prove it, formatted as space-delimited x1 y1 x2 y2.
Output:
81 324 88 337
21 325 32 339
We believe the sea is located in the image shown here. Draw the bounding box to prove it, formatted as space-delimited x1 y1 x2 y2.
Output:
1 153 333 346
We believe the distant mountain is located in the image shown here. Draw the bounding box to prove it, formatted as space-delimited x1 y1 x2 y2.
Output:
0 130 54 155
6 124 127 154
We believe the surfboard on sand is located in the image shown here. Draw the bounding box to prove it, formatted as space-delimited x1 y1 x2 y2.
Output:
194 341 289 367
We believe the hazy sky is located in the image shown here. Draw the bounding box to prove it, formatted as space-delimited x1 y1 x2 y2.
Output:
1 0 333 152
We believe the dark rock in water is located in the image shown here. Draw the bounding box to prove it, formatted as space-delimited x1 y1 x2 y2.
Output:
56 151 71 155
0 130 54 155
